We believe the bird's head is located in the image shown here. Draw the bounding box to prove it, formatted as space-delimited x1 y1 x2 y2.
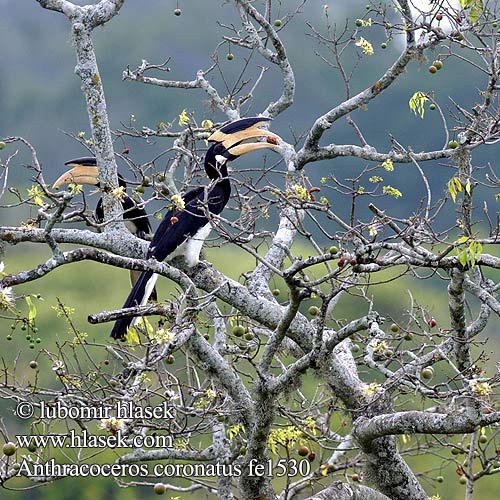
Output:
53 157 126 189
204 117 281 179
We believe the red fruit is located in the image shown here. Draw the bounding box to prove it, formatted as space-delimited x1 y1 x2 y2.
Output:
429 318 437 328
338 258 345 268
351 473 360 482
170 216 179 225
307 451 316 462
349 258 357 266
122 147 130 155
297 445 309 457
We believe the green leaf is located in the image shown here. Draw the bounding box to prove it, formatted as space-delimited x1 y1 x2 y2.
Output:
459 249 468 268
25 296 37 324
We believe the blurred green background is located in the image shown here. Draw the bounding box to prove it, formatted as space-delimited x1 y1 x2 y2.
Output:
1 0 499 499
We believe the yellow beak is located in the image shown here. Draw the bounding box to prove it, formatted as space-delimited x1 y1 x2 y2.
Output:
53 165 99 189
208 120 281 153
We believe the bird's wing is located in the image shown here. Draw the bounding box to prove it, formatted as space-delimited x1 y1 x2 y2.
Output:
147 186 218 261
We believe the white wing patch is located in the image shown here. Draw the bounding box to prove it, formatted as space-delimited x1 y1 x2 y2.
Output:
132 273 158 327
166 223 212 267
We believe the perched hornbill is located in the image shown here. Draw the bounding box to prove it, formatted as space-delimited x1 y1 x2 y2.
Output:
110 117 281 340
53 157 157 299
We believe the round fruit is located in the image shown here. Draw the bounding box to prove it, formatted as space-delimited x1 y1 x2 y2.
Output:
428 65 437 74
436 13 443 21
307 451 316 462
239 446 247 455
479 434 488 444
244 332 254 341
165 355 175 364
110 379 118 387
298 445 309 457
452 447 460 455
349 258 357 266
29 361 38 370
26 335 31 341
308 306 320 317
104 359 109 365
459 476 467 485
437 475 444 483
429 318 438 328
351 473 360 481
217 415 226 422
157 173 166 182
381 42 387 49
272 288 280 297
274 19 282 27
351 343 361 353
142 176 151 186
448 140 458 149
232 325 245 337
35 338 41 344
6 335 12 341
29 343 35 349
27 442 37 453
135 185 145 195
433 60 443 70
173 8 182 16
355 19 363 27
12 463 20 471
3 442 16 456
0 142 6 150
404 333 413 341
492 22 498 29
203 333 210 340
226 53 234 61
384 349 394 358
429 103 436 111
421 367 434 380
329 245 339 255
338 258 346 268
170 216 179 225
390 323 399 333
154 482 167 495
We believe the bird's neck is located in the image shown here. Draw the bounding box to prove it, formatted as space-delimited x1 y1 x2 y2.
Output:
204 157 228 181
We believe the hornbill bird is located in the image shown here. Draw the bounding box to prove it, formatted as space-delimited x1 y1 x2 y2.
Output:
110 117 281 340
53 157 157 300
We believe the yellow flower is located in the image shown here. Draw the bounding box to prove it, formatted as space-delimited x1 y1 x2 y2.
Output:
154 328 175 345
363 382 381 396
289 184 310 201
171 194 185 211
383 185 402 198
356 37 374 55
382 158 394 171
372 340 388 353
99 417 126 434
112 186 126 201
471 380 492 397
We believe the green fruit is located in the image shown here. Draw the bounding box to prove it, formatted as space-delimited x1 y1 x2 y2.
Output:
329 245 339 255
173 8 182 16
429 103 436 110
437 475 444 483
448 140 458 149
157 173 166 182
110 379 118 387
6 335 12 341
298 445 309 457
428 65 437 74
3 442 16 456
384 349 394 358
29 361 38 369
355 19 363 27
21 325 27 331
404 333 413 341
26 335 31 341
29 343 35 349
351 343 361 353
239 446 247 455
459 476 467 485
226 53 234 61
232 325 245 337
390 323 399 333
274 19 282 27
452 447 460 455
142 176 151 187
35 338 41 344
381 42 387 49
272 288 280 296
244 332 254 341
154 482 167 495
421 367 434 380
308 306 320 317
203 333 210 340
492 22 498 29
0 142 6 150
165 355 175 364
27 442 37 453
136 185 145 195
217 415 226 422
433 60 443 70
479 434 488 444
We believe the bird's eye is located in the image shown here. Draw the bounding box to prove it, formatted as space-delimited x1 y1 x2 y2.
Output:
213 143 225 154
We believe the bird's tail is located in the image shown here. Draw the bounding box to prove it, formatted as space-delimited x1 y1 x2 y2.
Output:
111 271 158 340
